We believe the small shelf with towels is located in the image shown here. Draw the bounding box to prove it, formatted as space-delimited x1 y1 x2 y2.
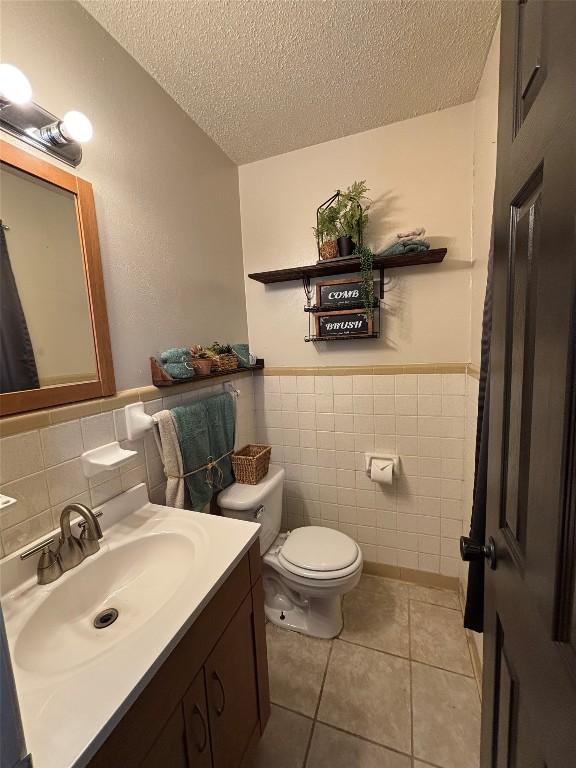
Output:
248 248 447 284
150 357 264 387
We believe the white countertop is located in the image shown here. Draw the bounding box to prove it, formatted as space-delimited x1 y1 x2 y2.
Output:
1 484 261 768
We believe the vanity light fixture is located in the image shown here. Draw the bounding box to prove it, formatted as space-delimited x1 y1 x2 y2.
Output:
0 63 92 167
0 63 32 106
40 110 93 146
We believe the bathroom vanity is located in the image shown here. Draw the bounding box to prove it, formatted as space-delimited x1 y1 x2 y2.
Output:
88 539 268 768
1 485 269 768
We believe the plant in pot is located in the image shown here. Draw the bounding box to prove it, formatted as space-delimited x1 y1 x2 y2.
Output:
336 180 371 258
192 349 213 376
313 205 340 260
208 342 239 372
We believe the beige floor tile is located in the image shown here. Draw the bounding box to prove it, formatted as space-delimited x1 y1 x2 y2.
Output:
410 602 473 676
357 574 409 598
266 624 331 717
409 584 460 610
247 705 312 768
306 723 411 768
413 762 435 768
412 662 480 768
341 587 409 657
317 640 411 754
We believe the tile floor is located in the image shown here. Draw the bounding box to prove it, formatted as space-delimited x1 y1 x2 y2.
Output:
248 574 481 768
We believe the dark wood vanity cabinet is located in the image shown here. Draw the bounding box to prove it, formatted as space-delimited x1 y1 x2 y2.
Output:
88 543 269 768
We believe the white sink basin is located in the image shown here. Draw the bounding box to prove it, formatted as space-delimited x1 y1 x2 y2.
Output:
15 531 199 675
1 483 261 768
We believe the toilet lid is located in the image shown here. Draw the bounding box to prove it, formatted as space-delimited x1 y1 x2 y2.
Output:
280 526 359 572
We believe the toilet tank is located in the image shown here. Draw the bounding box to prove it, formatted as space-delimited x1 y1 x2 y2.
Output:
217 465 284 554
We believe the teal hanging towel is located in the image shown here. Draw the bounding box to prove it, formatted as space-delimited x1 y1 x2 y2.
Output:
171 392 236 511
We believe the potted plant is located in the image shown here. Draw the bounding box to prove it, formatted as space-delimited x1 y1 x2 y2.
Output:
313 205 339 260
336 180 371 258
192 349 213 375
208 342 239 372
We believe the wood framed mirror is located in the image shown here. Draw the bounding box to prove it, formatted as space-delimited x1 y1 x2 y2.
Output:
0 140 115 416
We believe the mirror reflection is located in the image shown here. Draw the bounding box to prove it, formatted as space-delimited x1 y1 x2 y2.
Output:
0 163 98 394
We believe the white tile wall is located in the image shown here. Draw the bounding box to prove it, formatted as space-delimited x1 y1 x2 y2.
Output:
255 373 471 576
0 371 475 577
0 378 256 558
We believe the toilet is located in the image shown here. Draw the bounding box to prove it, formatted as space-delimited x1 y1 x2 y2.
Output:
217 465 362 638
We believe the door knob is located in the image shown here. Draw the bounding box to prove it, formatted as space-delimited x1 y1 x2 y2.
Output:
460 536 497 570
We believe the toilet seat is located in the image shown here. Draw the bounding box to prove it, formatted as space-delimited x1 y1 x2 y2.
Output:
271 528 362 581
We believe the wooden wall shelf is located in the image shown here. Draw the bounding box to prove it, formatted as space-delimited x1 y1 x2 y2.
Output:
248 248 447 284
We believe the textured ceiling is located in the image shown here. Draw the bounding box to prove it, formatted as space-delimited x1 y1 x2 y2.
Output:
81 0 499 164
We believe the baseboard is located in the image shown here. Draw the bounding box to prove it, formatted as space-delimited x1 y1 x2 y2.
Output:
363 560 459 591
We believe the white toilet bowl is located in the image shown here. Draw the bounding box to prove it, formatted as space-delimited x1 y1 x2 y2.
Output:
217 465 362 638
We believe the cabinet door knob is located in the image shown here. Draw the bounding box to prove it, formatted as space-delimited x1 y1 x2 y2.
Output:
191 704 208 753
211 671 226 716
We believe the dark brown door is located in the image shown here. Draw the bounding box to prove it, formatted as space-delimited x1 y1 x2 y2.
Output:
139 705 189 768
205 593 259 768
183 669 213 768
483 1 576 766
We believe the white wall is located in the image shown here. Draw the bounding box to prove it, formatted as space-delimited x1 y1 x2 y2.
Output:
2 0 249 391
240 103 474 367
470 21 500 368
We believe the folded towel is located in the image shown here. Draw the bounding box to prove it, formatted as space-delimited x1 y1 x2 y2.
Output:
163 362 195 380
154 410 185 508
171 392 236 511
232 343 250 367
396 227 426 240
380 238 430 256
159 347 190 365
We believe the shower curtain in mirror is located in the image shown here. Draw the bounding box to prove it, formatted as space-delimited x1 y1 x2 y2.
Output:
0 223 39 394
464 238 493 633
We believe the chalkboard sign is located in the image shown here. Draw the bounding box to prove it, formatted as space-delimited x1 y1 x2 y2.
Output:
316 309 373 338
316 277 377 309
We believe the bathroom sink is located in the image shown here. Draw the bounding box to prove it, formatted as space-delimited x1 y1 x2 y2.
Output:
1 484 261 768
15 531 198 675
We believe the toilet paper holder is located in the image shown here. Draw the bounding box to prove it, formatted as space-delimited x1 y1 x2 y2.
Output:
364 453 399 476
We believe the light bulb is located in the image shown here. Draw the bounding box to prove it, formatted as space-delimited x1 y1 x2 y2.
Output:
0 64 32 105
60 110 93 143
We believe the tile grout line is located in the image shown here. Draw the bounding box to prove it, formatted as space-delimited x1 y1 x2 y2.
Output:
408 599 415 762
270 664 463 766
336 636 476 680
268 574 475 767
301 638 334 768
308 714 417 763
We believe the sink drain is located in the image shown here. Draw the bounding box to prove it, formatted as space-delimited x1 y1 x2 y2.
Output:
93 607 119 629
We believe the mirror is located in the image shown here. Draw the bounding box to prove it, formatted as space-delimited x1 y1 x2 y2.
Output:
0 140 115 415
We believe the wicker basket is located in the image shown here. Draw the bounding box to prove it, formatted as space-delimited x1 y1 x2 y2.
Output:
232 444 271 485
208 353 238 373
218 353 239 372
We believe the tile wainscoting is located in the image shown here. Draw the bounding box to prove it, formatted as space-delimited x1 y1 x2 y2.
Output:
1 364 481 582
0 375 256 558
255 366 479 580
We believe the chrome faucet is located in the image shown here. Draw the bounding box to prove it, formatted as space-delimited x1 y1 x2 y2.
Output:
21 503 104 585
